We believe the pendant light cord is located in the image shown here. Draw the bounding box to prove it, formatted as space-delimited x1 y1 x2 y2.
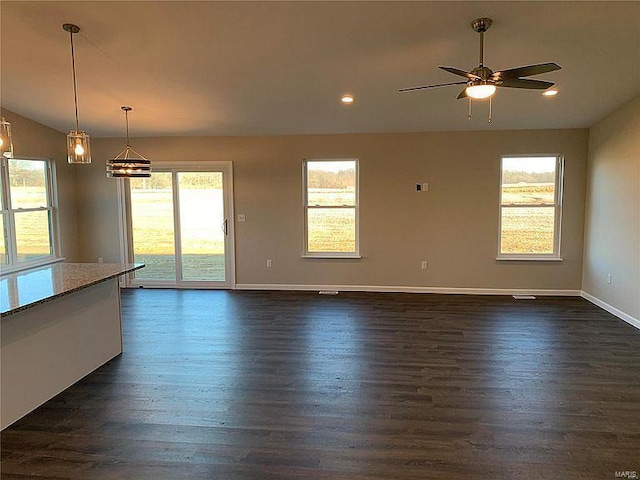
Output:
69 30 80 131
125 109 131 147
122 106 133 152
111 107 148 163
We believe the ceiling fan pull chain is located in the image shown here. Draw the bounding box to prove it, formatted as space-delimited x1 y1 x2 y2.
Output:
488 96 492 123
468 98 472 120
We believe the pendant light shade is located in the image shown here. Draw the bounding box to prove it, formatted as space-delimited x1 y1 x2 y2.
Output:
63 23 91 164
106 106 151 178
67 130 91 163
0 117 13 158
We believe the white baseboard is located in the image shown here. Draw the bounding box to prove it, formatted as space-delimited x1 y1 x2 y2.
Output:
581 291 640 330
237 284 639 329
236 283 581 296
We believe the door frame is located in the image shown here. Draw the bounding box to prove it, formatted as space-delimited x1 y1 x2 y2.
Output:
117 161 235 289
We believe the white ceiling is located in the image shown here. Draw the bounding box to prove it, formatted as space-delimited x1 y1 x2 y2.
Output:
1 1 639 138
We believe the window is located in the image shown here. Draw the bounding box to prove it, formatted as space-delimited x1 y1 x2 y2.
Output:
0 158 58 270
498 155 563 259
303 159 359 257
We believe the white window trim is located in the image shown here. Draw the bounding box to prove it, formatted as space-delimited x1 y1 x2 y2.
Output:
301 254 362 259
0 156 61 274
303 158 360 258
496 154 564 261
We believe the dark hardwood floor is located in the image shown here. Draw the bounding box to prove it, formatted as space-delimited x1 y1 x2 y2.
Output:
1 290 639 479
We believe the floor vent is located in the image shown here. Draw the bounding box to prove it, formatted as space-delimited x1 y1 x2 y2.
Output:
513 295 536 300
319 290 339 295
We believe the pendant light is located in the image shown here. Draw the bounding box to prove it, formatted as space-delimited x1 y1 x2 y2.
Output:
0 117 13 158
106 107 151 178
63 23 91 164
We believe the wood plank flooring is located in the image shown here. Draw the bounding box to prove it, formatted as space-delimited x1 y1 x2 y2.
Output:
1 290 639 479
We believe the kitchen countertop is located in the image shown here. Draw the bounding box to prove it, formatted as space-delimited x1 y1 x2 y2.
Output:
0 263 144 317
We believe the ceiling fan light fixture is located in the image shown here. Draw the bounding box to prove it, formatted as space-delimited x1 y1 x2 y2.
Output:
466 83 496 99
542 88 559 97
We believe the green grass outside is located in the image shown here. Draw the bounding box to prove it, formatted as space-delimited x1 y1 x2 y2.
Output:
134 253 225 281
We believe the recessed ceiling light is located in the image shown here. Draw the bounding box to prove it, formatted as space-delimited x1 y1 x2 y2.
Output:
341 94 354 104
542 88 559 97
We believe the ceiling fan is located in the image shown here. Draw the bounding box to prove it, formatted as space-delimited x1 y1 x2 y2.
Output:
399 17 561 118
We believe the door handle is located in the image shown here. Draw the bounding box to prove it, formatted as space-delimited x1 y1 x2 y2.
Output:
223 219 228 236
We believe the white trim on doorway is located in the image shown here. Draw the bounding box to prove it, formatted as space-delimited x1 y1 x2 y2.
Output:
119 161 235 289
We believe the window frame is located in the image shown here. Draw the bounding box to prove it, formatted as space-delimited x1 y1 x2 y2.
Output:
0 156 60 273
302 158 360 258
497 154 564 261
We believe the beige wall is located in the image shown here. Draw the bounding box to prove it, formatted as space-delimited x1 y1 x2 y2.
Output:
583 96 640 319
0 109 80 262
79 128 588 291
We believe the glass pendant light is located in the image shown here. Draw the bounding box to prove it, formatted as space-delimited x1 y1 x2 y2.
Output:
63 23 91 164
106 106 151 178
0 116 13 158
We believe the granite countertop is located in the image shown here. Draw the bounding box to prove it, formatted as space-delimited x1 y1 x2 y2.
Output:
0 263 144 317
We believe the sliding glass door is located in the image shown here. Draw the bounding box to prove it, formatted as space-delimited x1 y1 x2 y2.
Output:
124 163 234 288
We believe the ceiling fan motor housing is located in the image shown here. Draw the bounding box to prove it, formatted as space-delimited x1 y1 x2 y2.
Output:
470 66 493 82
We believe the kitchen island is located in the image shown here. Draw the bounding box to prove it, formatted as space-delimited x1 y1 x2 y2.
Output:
1 262 143 429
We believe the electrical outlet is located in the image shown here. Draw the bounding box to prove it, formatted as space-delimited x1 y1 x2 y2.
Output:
266 259 273 268
422 182 429 192
421 260 428 270
98 257 103 264
607 274 612 284
237 214 246 223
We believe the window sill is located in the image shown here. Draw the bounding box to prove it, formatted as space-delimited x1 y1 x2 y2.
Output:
1 257 65 276
302 255 362 259
496 256 563 262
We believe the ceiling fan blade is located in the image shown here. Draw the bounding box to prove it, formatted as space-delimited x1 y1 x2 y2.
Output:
457 88 468 99
499 78 555 89
492 62 561 80
439 66 481 80
398 81 467 93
